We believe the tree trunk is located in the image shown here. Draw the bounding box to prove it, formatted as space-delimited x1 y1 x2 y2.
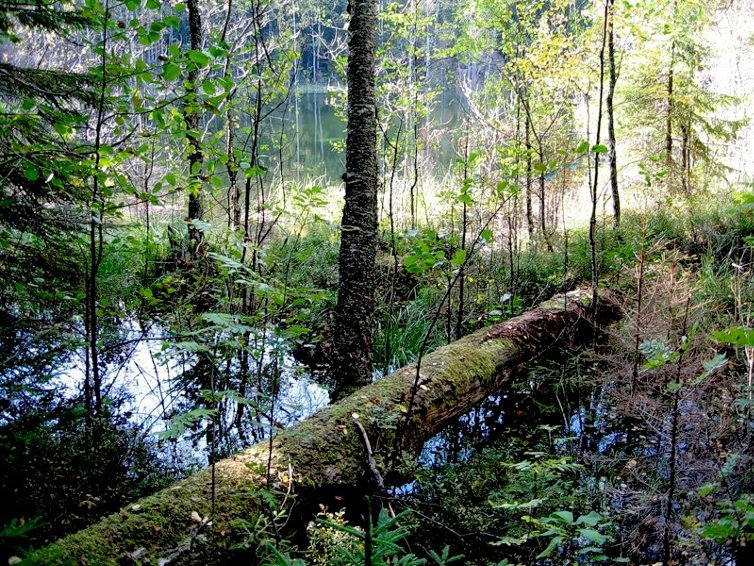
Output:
331 0 379 401
26 290 619 565
186 0 204 258
665 41 675 172
525 111 534 241
681 119 690 194
606 0 620 230
590 0 609 309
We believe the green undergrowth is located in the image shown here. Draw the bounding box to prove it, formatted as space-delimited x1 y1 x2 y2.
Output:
9 192 754 563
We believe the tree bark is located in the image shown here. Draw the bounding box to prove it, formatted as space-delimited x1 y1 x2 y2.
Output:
26 289 619 565
525 110 534 241
331 0 379 401
665 41 675 172
590 0 609 309
186 0 204 258
606 0 620 230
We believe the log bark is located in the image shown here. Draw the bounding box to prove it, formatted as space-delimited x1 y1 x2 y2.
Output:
25 289 619 565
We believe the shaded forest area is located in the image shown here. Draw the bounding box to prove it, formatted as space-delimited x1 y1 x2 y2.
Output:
1 0 753 564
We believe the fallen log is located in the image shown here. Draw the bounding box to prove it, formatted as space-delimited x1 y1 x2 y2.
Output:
25 288 618 565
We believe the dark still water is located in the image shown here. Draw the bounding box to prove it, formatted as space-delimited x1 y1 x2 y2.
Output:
258 88 464 186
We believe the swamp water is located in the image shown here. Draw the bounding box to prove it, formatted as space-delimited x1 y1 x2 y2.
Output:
62 320 329 470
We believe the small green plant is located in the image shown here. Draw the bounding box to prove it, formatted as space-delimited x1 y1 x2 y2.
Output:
694 453 754 557
519 510 619 562
308 507 463 565
700 495 754 548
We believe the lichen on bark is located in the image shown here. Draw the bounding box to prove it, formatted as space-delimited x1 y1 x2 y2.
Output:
331 0 380 401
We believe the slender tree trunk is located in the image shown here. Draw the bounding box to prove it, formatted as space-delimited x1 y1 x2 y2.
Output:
225 94 240 229
525 112 534 241
606 0 620 230
681 120 690 194
662 297 690 566
85 0 110 424
220 0 240 230
455 133 469 340
508 100 523 309
590 0 609 309
241 24 264 315
537 140 553 252
186 0 204 258
383 122 403 374
331 0 379 401
408 0 420 230
665 41 675 172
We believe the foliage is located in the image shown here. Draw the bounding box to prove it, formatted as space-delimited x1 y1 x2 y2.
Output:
0 402 174 557
307 507 463 565
518 510 617 562
0 0 753 562
406 411 616 565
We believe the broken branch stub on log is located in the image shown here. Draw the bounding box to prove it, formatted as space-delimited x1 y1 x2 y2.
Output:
27 288 619 565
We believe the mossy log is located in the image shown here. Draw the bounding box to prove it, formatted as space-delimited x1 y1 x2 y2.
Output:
26 288 619 565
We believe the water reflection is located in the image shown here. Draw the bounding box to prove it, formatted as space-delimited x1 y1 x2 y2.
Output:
66 320 329 471
255 88 464 187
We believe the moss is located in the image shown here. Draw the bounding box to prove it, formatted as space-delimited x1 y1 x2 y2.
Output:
24 465 266 565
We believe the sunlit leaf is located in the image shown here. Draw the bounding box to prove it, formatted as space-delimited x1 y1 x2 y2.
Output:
162 62 181 81
713 327 754 347
188 50 212 67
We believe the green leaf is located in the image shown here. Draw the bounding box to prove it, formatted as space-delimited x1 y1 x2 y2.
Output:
697 483 718 497
188 50 212 67
579 528 609 545
24 166 39 181
577 546 606 555
162 62 181 81
576 511 603 527
124 0 140 10
452 248 466 266
282 325 310 339
575 140 590 154
713 327 754 347
697 354 727 382
157 407 216 440
592 144 609 154
549 511 574 525
172 341 209 353
480 228 493 243
721 453 741 477
208 45 227 58
536 536 564 559
701 519 737 540
202 79 216 95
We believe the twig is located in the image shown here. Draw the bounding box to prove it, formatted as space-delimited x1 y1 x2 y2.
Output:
353 415 385 491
